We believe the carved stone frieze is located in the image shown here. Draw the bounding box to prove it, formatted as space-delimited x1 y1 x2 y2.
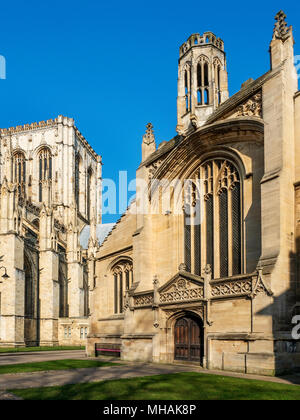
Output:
134 293 154 307
211 279 252 297
160 277 204 304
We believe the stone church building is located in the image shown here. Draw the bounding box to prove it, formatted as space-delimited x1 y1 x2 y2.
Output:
0 115 102 347
87 11 300 375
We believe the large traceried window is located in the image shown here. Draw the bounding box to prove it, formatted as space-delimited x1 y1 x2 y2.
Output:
112 261 133 314
13 152 26 196
184 159 242 279
38 148 52 202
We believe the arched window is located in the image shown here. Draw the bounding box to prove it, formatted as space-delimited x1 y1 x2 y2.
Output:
87 167 93 221
75 154 80 208
197 57 210 106
184 159 242 279
184 67 191 112
83 262 89 317
59 260 68 318
204 89 209 105
112 261 133 314
214 58 222 106
38 148 52 202
13 152 26 196
24 254 34 317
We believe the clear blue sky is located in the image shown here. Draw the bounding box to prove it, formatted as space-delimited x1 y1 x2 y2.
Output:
0 1 299 223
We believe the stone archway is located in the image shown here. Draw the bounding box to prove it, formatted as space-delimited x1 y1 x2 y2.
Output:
174 315 204 363
162 309 205 366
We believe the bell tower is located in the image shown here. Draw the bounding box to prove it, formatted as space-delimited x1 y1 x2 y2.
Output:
177 32 229 134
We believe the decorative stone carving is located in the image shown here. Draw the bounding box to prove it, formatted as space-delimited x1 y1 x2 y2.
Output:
148 158 163 180
134 293 154 307
250 269 273 298
143 123 155 146
178 263 188 272
236 93 262 118
273 10 291 40
160 277 204 304
211 279 252 297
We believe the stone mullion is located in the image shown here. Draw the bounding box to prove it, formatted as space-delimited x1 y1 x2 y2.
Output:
208 61 213 106
228 188 233 277
213 161 220 279
214 63 218 106
191 193 196 275
201 167 207 273
191 62 197 113
201 61 204 104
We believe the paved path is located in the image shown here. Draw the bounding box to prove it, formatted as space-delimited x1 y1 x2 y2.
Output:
0 360 300 391
0 350 86 366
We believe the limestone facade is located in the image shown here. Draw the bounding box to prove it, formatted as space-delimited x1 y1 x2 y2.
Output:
0 115 102 347
88 11 300 375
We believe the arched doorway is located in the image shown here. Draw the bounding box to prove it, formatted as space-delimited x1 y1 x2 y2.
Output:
174 316 204 363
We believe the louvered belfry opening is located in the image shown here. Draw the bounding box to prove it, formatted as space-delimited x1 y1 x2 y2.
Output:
183 159 242 279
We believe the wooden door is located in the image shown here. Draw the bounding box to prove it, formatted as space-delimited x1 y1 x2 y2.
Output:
174 317 202 362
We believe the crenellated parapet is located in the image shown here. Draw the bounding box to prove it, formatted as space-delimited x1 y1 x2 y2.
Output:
179 32 224 58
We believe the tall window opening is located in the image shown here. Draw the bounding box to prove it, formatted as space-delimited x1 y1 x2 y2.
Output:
184 67 191 112
197 56 210 106
214 59 222 106
38 148 52 202
87 167 93 221
13 152 26 196
184 159 242 279
83 262 89 317
112 261 133 314
75 154 80 209
24 254 34 318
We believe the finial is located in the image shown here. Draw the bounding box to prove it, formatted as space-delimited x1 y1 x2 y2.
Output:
143 123 155 145
273 10 291 40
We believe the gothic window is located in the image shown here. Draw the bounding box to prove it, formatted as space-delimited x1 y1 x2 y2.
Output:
183 159 242 279
197 56 210 106
13 152 26 196
184 67 191 112
87 167 93 221
59 269 68 318
83 262 89 317
184 204 192 272
214 58 222 106
112 261 133 314
38 148 52 202
24 254 34 318
75 154 80 209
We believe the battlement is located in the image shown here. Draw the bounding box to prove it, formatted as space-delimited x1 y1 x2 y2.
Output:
179 32 224 57
0 115 99 159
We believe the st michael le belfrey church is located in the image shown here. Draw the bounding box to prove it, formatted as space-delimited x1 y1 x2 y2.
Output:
87 11 300 376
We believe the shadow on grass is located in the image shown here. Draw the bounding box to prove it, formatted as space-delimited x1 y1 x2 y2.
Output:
11 372 300 401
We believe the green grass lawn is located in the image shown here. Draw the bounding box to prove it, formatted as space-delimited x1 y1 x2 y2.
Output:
0 346 85 353
10 372 300 400
0 359 117 375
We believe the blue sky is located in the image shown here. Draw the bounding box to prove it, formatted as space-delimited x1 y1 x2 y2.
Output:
0 1 299 223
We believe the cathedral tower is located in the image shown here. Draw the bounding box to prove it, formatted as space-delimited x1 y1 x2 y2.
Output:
177 32 229 134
